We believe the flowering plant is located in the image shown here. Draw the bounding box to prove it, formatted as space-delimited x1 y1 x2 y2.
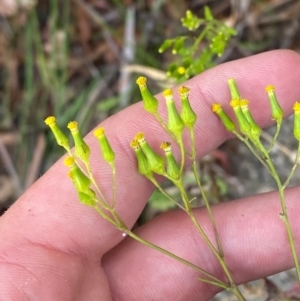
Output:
45 73 300 300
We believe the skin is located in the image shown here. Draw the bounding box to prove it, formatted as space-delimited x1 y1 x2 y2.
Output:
0 50 300 301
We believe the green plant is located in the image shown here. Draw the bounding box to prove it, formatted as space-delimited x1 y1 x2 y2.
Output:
158 7 236 81
212 80 300 282
42 6 249 300
45 77 248 300
42 4 300 300
45 71 300 299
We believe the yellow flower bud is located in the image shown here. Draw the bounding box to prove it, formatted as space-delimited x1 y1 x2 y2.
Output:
130 139 152 178
293 101 300 141
177 66 186 75
230 99 251 135
211 103 236 132
44 116 70 151
67 121 90 164
64 156 95 206
178 86 197 129
265 85 283 122
163 88 185 139
64 156 76 168
136 76 159 114
94 127 115 164
160 142 180 179
240 99 261 138
135 132 165 175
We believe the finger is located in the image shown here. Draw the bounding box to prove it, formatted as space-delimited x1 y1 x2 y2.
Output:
1 50 300 261
103 186 300 301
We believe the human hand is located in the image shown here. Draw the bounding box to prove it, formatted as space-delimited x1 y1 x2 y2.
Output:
1 50 300 301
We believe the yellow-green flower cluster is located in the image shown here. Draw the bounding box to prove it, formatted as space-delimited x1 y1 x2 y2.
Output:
134 78 199 179
44 117 115 206
136 76 197 143
131 132 164 176
212 78 265 140
64 156 95 206
130 133 180 180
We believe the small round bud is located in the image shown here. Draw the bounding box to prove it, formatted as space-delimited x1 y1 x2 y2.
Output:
177 67 186 75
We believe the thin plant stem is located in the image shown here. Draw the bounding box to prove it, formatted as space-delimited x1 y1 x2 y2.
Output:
177 185 242 293
190 128 224 257
149 177 186 211
153 112 192 158
127 230 227 288
153 112 177 142
70 155 111 210
151 167 239 288
191 161 224 257
277 183 300 281
187 209 245 300
84 161 107 204
156 129 243 297
267 120 282 152
198 278 228 290
108 211 229 287
93 205 118 226
178 136 185 176
283 141 300 189
254 139 300 281
232 285 247 301
234 131 271 173
271 175 300 281
95 200 247 298
192 27 208 55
